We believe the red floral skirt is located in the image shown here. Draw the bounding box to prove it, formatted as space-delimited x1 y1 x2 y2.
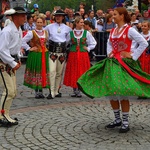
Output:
139 50 150 74
64 51 91 88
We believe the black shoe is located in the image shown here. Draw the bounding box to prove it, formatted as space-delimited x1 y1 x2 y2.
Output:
55 93 62 97
35 94 40 99
39 94 45 98
0 118 18 127
105 121 122 129
47 93 53 99
119 125 130 133
76 93 82 98
71 93 77 97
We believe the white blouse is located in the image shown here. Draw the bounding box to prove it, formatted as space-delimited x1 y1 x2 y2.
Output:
22 30 46 51
107 24 148 61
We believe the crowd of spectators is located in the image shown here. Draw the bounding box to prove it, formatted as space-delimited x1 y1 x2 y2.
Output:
0 2 150 34
0 2 150 60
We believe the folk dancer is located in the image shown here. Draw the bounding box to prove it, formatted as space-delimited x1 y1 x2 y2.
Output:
77 7 150 133
0 7 27 127
22 16 50 99
63 16 97 97
45 10 72 99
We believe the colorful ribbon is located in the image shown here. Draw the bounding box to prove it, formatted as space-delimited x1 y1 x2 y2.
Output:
40 38 46 87
112 50 150 84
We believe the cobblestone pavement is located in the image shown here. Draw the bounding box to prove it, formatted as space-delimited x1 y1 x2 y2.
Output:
0 64 150 150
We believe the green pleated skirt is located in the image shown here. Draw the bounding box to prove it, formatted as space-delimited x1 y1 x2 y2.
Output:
24 51 50 90
77 58 150 98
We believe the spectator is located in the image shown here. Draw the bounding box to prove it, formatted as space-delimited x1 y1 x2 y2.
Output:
102 14 116 32
24 15 36 31
54 6 61 11
64 7 70 22
86 10 98 32
83 13 88 20
84 20 96 61
96 10 105 32
66 8 75 29
96 9 104 19
84 20 93 35
134 8 142 20
79 8 85 19
49 11 55 24
130 13 139 31
31 3 39 15
78 2 86 10
139 10 150 23
45 11 51 25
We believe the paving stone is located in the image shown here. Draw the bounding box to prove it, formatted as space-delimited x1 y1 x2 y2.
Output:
0 64 150 150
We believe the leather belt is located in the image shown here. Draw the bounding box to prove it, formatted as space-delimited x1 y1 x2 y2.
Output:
11 55 20 62
49 40 66 53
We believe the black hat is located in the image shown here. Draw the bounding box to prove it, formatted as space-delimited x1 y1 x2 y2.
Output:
4 7 27 16
13 7 27 14
54 9 66 16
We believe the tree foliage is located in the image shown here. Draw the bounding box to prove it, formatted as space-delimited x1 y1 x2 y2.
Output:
29 0 116 13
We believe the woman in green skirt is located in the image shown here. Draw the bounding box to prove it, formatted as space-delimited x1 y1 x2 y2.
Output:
77 7 150 133
22 16 50 98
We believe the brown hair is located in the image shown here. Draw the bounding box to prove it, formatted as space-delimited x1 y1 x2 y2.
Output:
80 2 86 7
36 16 45 23
114 7 131 23
142 21 150 29
73 16 83 28
105 14 113 23
84 20 92 28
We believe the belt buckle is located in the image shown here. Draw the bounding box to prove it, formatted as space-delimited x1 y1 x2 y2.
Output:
56 47 62 53
58 42 61 47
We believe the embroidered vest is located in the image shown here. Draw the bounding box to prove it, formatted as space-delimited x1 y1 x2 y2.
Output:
30 30 48 52
110 26 132 53
70 30 87 52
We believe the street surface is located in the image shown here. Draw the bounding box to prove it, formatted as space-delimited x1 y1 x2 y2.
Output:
0 64 150 150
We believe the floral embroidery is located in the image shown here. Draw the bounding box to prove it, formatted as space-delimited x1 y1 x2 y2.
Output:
81 38 86 45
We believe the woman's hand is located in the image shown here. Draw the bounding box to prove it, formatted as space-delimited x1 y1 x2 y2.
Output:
83 46 88 51
108 52 114 58
120 51 132 58
30 46 38 52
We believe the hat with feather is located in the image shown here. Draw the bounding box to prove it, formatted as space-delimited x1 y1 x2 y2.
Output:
4 7 27 16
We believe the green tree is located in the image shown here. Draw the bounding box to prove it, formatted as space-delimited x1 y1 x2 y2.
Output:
29 0 116 13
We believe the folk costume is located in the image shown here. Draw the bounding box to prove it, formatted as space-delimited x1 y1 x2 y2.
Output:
45 10 72 98
77 23 149 133
139 31 150 74
77 24 150 99
0 7 27 126
63 29 96 97
22 29 50 98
